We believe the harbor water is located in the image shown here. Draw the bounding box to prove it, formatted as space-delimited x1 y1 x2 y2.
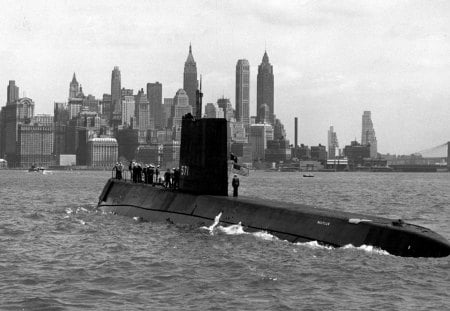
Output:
0 170 449 310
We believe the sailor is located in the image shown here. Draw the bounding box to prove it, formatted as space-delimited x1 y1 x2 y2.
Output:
117 162 123 180
173 167 180 189
148 164 155 185
129 161 133 182
232 174 240 197
155 165 160 184
143 165 148 184
164 169 171 188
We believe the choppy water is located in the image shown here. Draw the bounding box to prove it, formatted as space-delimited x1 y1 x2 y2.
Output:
0 170 449 310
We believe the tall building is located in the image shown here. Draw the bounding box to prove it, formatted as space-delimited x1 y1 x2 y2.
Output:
183 44 198 116
235 59 250 128
328 126 339 159
217 97 234 121
0 93 35 167
134 89 153 135
204 103 224 119
7 80 19 105
361 111 377 158
147 82 162 129
121 95 135 127
168 89 192 141
111 66 122 126
249 123 273 161
161 98 174 129
256 50 274 125
69 73 79 99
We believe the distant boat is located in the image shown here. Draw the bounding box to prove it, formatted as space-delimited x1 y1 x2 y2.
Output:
28 165 45 173
303 173 314 177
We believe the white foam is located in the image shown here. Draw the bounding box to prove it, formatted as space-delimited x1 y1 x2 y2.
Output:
295 240 334 250
217 222 246 235
342 244 390 255
76 207 88 213
65 208 73 214
200 212 222 234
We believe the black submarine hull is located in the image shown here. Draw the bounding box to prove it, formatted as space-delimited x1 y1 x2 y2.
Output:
98 178 450 258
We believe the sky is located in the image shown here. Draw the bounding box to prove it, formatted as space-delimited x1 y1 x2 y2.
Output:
1 0 449 155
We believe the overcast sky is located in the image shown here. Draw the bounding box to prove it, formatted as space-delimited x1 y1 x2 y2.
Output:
1 0 449 155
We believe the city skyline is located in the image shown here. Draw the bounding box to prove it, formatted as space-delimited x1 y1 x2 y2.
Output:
1 0 449 154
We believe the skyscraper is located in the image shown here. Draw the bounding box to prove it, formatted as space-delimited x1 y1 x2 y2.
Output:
134 88 152 133
7 80 19 105
236 59 250 127
147 82 162 129
361 111 377 158
183 44 198 116
328 126 339 159
111 66 122 126
69 73 79 99
256 50 274 125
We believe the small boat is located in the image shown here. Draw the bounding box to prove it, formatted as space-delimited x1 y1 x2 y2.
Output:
303 173 314 177
28 165 45 173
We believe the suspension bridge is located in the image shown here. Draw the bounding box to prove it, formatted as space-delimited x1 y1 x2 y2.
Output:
415 142 449 159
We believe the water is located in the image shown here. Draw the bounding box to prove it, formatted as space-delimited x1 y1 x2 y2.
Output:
0 170 449 310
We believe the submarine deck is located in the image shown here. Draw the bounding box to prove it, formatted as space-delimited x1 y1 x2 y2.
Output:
98 179 450 257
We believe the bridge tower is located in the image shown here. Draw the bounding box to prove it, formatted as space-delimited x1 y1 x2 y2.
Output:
448 142 450 171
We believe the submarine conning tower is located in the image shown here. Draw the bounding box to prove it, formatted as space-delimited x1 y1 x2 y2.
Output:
179 115 229 196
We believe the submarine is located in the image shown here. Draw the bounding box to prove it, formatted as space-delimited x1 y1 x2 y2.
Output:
98 115 450 258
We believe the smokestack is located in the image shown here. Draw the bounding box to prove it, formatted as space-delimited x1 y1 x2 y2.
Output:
294 117 298 147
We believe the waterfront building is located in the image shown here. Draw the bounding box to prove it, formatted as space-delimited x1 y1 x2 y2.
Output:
87 137 118 168
265 138 291 164
111 66 122 127
292 144 311 160
328 126 339 159
344 140 370 169
217 97 234 121
162 141 180 169
7 80 19 105
311 144 327 165
235 59 250 128
53 102 70 158
17 122 53 168
147 82 163 129
256 50 274 124
183 44 198 116
361 111 377 158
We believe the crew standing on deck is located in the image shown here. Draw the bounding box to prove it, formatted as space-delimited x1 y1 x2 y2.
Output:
164 169 171 188
232 174 239 197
